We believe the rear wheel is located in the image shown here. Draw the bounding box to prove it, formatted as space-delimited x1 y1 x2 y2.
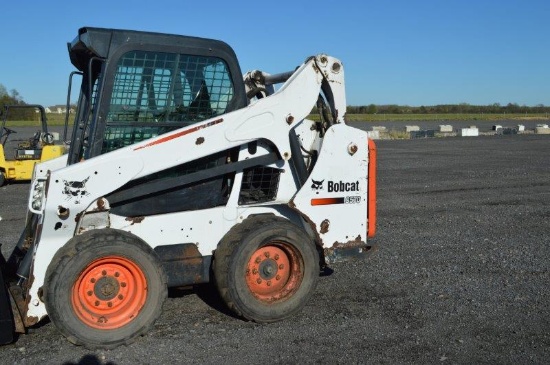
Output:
0 171 5 187
213 215 319 323
44 229 167 349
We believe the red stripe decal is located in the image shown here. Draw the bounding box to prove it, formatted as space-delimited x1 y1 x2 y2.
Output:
311 197 345 206
133 118 223 151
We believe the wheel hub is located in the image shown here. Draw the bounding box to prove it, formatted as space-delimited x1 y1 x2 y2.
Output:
72 256 147 329
245 243 302 301
94 276 120 301
259 259 278 280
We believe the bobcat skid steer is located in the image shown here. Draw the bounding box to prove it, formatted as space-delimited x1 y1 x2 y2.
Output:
0 27 377 349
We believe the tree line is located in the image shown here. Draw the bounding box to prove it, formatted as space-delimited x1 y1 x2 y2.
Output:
2 82 549 119
0 83 24 107
347 103 550 115
0 83 36 120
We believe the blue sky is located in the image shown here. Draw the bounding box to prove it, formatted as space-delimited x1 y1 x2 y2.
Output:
0 0 548 107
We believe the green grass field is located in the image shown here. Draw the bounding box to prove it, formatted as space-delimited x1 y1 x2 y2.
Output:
3 112 549 127
3 113 72 127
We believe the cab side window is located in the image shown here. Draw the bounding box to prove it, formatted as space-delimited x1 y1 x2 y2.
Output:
103 51 234 153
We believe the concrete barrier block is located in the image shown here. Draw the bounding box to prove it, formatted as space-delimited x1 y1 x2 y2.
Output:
517 124 525 132
405 125 420 132
492 125 502 131
371 126 387 132
439 125 453 133
460 127 479 137
535 127 550 134
367 130 380 140
536 124 549 128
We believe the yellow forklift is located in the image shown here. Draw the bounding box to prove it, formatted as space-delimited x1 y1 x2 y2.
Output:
0 105 66 186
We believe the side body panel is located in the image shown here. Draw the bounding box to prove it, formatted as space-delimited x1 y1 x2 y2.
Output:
292 123 370 253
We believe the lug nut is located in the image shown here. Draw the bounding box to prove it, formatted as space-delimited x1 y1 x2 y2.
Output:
121 282 127 288
90 278 96 283
256 279 262 284
107 302 113 308
279 264 284 269
264 251 270 258
276 275 281 280
118 294 123 300
274 254 279 260
267 281 271 287
87 291 93 296
255 257 261 264
114 272 120 277
94 301 100 306
102 270 107 276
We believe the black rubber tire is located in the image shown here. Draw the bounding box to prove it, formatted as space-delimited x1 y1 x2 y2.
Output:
44 229 167 349
213 215 319 323
0 172 5 187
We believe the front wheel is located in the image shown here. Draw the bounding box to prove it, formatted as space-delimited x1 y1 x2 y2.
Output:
44 229 167 349
213 215 319 323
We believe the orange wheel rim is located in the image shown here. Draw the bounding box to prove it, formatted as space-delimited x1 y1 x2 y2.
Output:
71 256 147 329
245 242 303 303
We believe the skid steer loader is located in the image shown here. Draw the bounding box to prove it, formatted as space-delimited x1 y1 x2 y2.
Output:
0 27 377 349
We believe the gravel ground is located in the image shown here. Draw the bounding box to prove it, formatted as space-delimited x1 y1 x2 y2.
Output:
0 129 549 364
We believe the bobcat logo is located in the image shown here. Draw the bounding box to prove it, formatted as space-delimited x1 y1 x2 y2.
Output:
311 179 324 190
62 177 90 204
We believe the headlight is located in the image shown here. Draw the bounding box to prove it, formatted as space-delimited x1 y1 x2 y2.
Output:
30 180 46 213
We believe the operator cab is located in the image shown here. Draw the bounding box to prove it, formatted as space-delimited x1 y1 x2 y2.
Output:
67 27 247 165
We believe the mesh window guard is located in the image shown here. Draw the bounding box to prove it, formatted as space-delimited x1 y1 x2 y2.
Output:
239 166 281 205
103 51 234 153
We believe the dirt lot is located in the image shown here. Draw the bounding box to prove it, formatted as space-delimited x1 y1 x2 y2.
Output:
0 131 549 364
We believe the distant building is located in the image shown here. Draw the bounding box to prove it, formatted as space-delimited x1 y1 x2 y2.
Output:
47 105 75 114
